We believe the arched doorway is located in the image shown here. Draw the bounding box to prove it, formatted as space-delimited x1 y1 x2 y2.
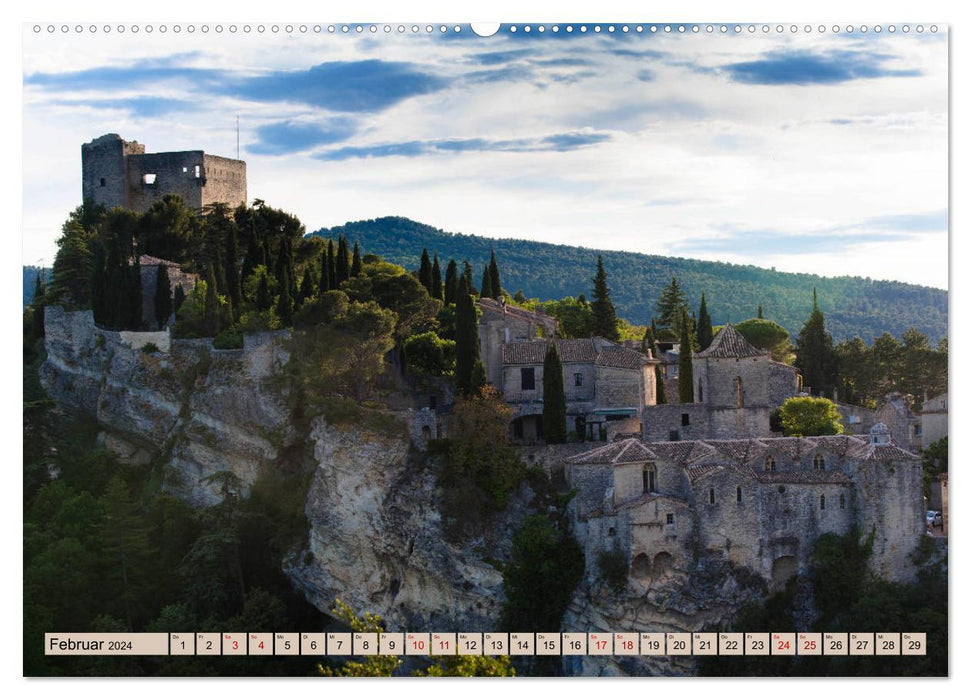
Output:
770 555 797 590
631 553 651 581
653 551 673 578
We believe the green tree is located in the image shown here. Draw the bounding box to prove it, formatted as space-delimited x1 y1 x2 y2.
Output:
501 514 584 632
351 241 362 277
454 275 482 396
138 194 196 263
757 304 764 319
489 249 502 300
327 240 338 290
336 236 350 284
590 256 619 341
735 318 793 363
50 219 93 308
431 253 443 300
255 270 272 311
778 396 844 436
795 288 838 398
404 332 456 376
319 600 401 677
318 249 331 295
655 276 689 335
536 296 592 338
296 268 315 307
153 264 173 329
655 366 667 404
480 263 493 299
444 259 458 305
418 248 433 293
542 343 567 444
836 336 873 405
99 477 152 629
697 292 714 350
275 266 294 327
678 309 694 403
462 261 477 296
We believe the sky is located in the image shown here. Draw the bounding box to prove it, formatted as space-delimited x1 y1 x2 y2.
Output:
21 23 948 289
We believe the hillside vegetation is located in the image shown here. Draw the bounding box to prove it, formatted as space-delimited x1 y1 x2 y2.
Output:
308 217 947 343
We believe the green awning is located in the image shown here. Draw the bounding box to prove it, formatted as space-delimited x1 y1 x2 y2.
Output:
593 408 637 416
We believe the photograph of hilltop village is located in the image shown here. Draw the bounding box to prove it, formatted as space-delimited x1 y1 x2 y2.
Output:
22 26 947 678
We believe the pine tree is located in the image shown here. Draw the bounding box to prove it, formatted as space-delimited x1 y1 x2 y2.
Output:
154 264 173 329
678 309 694 403
444 259 458 304
51 219 93 308
655 276 689 335
91 245 107 325
431 253 443 300
276 266 294 327
241 221 261 284
757 304 764 319
297 268 314 307
697 293 714 350
336 236 350 284
224 223 241 314
100 477 152 629
419 248 433 293
590 256 619 341
480 264 493 299
795 288 838 398
542 343 567 444
454 275 481 396
351 242 362 277
489 250 502 300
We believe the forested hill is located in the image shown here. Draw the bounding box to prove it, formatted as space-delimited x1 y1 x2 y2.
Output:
308 217 947 344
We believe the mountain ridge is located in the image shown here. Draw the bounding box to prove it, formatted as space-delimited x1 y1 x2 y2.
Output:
307 216 947 344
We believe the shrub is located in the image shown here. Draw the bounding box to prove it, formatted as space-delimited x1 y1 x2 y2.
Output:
404 331 455 376
141 342 160 354
597 545 629 592
213 328 243 350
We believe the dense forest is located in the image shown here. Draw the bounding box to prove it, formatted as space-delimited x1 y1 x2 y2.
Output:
308 217 947 344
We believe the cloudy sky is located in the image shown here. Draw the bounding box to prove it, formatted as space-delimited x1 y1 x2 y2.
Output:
22 23 948 289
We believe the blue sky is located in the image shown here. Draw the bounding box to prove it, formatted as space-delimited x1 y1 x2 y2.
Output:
21 24 948 288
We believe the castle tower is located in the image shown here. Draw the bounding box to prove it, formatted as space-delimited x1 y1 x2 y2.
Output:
81 134 246 213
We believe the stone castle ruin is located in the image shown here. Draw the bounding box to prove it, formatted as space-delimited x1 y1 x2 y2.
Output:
82 134 247 213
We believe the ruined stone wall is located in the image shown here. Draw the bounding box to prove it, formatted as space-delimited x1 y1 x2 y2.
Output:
81 134 145 209
126 151 207 212
201 154 248 209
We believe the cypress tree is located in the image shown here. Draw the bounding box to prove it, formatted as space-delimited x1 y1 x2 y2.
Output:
173 285 186 314
678 309 694 403
351 242 362 277
697 293 714 350
204 264 221 336
276 266 294 327
154 264 173 329
462 261 477 296
444 259 458 304
318 250 330 296
480 264 493 300
297 268 314 307
655 366 667 404
431 253 443 300
91 245 107 325
590 256 619 341
328 240 338 289
419 248 433 293
542 342 567 444
336 236 350 284
255 271 271 311
454 275 481 396
757 304 764 319
795 288 838 398
489 250 502 300
224 223 241 313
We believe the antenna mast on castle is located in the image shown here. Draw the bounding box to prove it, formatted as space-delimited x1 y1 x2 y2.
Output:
236 115 240 160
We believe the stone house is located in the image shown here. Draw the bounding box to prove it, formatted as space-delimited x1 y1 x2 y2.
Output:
875 392 921 452
920 393 948 449
565 423 923 590
478 297 558 387
501 337 658 442
641 324 801 442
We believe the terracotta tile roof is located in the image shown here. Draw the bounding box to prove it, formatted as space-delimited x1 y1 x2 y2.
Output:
849 441 920 462
763 437 817 461
567 437 658 465
695 324 767 359
754 470 854 486
811 435 867 457
686 463 761 484
647 440 715 466
703 439 769 465
596 345 651 370
478 298 556 325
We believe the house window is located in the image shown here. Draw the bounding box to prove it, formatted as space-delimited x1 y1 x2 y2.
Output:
521 367 535 391
681 413 690 427
814 454 826 471
708 488 716 505
643 465 656 494
194 165 201 178
839 493 846 509
668 429 680 442
764 455 776 472
99 177 106 187
574 373 583 387
736 486 742 504
608 527 616 537
666 513 674 525
820 495 826 510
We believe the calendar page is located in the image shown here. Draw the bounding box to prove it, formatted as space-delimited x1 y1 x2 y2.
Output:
22 19 948 679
